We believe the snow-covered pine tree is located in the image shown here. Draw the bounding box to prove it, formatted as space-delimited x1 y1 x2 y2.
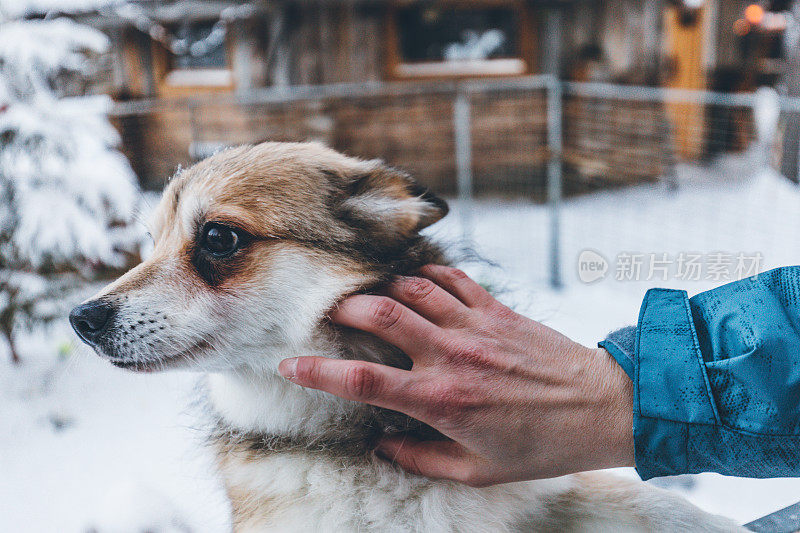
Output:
0 16 141 363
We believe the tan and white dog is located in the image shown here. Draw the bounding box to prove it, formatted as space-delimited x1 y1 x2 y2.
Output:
70 142 740 532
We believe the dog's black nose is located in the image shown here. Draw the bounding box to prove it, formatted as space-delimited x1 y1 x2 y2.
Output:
70 300 114 345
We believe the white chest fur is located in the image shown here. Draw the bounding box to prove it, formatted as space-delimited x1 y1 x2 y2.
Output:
206 370 559 532
216 445 564 533
206 366 741 533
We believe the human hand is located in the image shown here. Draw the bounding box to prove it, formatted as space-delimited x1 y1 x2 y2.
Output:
278 265 634 486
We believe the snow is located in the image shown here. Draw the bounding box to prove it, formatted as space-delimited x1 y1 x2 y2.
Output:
2 159 800 531
0 0 120 20
2 95 140 267
430 152 800 297
444 29 506 61
88 482 195 533
0 18 108 102
0 16 141 269
0 330 229 533
0 13 143 361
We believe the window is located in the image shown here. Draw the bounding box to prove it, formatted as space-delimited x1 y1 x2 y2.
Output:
172 21 227 70
388 2 533 79
163 20 233 88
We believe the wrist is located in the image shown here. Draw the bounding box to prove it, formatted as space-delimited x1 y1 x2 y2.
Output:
589 347 635 469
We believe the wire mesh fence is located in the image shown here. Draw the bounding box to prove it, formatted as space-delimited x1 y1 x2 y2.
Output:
110 76 800 294
556 81 799 295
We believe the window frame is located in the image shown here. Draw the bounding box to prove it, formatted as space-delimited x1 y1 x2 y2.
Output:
385 0 537 80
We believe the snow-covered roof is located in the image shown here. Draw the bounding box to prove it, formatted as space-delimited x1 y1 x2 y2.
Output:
0 0 123 20
5 0 268 28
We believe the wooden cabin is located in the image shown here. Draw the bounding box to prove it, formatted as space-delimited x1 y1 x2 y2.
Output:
73 0 772 195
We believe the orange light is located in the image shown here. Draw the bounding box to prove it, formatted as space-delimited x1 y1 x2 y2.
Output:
733 18 751 36
744 4 765 25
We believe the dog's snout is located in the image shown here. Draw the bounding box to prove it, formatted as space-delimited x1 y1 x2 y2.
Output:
70 300 115 345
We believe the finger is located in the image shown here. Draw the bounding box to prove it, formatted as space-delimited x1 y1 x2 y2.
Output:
279 356 425 418
330 295 443 360
418 265 494 308
376 436 482 485
385 276 468 326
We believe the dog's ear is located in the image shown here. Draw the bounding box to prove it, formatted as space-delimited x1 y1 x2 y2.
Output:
338 163 448 238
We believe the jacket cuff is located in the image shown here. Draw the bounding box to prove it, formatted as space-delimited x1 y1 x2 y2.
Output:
598 326 636 380
633 288 719 479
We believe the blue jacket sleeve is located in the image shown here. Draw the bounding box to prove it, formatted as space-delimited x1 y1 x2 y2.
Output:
599 266 800 480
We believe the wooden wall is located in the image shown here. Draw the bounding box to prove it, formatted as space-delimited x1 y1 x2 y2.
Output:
114 88 682 199
287 3 383 85
563 96 671 191
564 0 662 83
108 1 694 198
112 5 386 98
115 90 550 195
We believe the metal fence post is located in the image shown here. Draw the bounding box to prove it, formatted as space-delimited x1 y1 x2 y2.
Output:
546 76 563 289
453 87 474 247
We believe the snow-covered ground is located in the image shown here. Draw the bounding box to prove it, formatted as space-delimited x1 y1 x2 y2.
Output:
2 158 800 532
0 324 230 533
432 153 800 295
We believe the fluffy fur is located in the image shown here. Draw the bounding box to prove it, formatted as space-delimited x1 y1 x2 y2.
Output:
75 142 741 532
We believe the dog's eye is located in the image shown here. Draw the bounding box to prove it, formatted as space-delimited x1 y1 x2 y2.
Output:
201 224 240 257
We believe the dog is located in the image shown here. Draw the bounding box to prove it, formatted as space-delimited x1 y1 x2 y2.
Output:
70 142 741 532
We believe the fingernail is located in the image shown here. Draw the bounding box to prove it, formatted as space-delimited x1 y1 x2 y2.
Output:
328 302 346 322
374 438 400 460
374 447 389 461
374 442 392 461
278 357 298 380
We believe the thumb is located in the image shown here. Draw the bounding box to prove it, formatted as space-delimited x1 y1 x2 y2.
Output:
376 436 482 486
